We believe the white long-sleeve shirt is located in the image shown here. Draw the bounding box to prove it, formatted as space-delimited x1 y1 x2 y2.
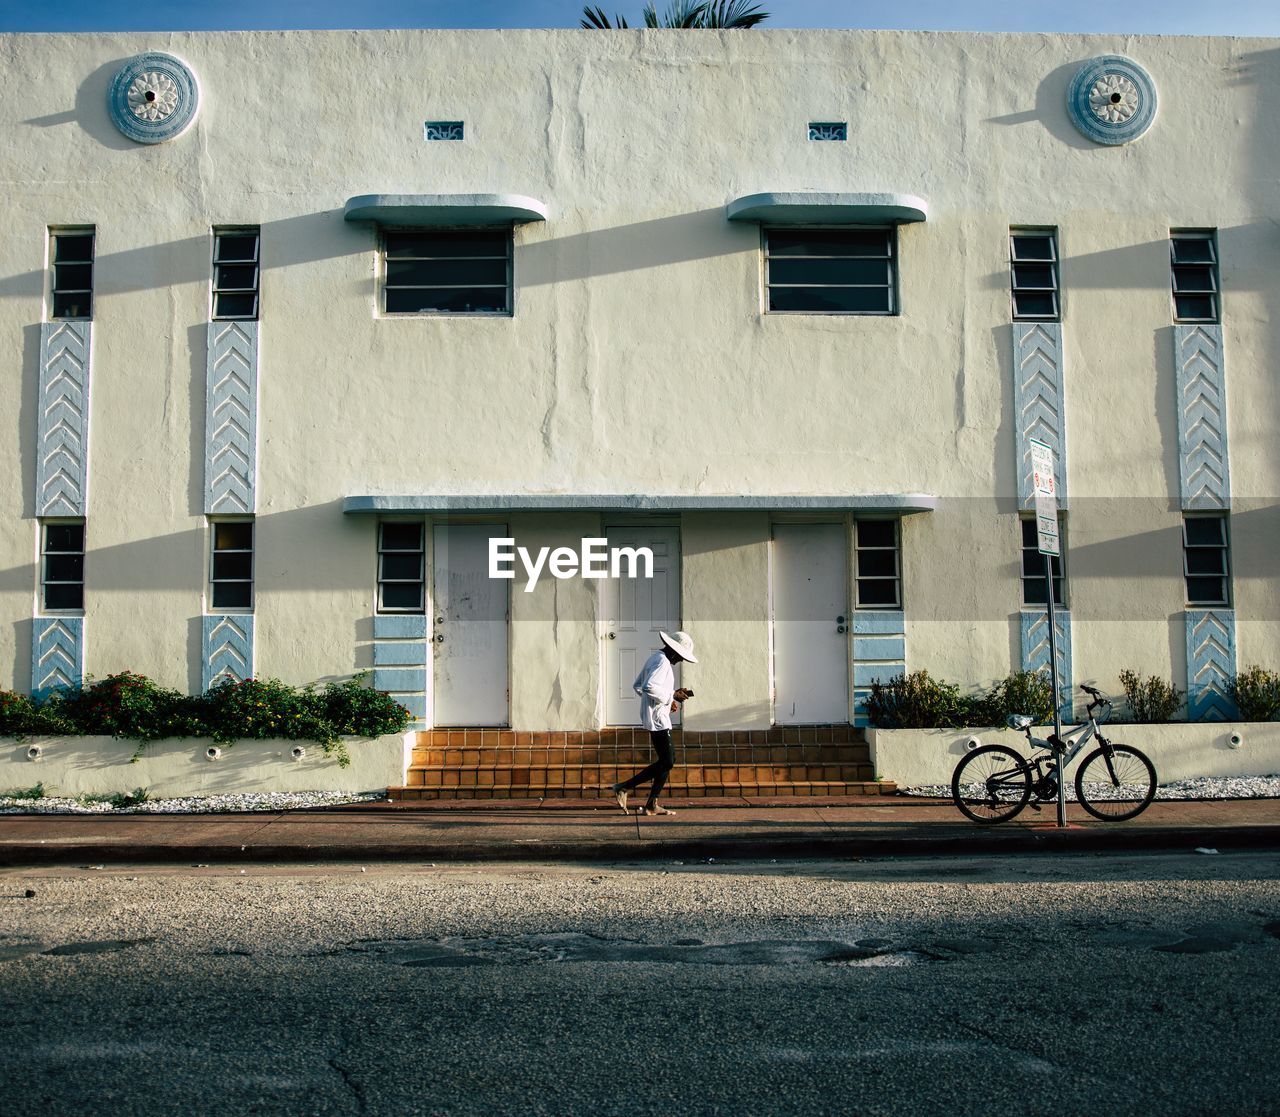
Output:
633 649 675 731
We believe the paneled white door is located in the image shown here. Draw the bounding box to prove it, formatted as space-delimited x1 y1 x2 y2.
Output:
772 523 849 724
603 527 680 726
432 524 509 727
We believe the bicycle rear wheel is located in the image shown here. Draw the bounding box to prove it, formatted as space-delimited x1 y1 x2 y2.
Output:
952 744 1032 824
1074 743 1157 821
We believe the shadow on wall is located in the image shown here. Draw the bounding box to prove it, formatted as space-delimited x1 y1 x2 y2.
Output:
985 58 1097 151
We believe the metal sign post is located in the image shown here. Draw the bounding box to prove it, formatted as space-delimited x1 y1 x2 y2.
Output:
1029 438 1066 828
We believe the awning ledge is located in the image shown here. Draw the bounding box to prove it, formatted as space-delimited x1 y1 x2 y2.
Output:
344 494 938 515
727 192 928 225
343 193 549 227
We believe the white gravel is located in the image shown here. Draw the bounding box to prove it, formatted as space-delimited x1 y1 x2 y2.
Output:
0 790 386 814
902 774 1280 799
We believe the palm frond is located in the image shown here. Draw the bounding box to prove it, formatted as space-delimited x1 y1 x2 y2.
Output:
699 0 769 27
655 1 709 27
581 5 629 27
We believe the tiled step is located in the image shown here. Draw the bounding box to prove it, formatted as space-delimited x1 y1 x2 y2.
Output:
405 762 877 790
388 781 896 802
409 744 872 768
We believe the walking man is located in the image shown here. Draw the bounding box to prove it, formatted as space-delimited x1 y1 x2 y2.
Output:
612 630 697 817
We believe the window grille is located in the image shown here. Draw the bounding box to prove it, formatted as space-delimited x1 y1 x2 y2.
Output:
1010 231 1059 321
378 522 426 613
42 521 85 612
1170 231 1219 323
765 228 895 315
50 230 95 320
855 520 901 608
382 229 512 315
1183 515 1230 606
210 520 254 610
213 228 260 320
1021 517 1066 606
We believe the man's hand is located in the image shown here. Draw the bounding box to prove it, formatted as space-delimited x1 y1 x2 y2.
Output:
669 701 681 714
674 688 692 701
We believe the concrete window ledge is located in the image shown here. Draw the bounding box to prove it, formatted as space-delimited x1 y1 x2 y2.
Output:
868 724 1280 787
2 733 413 798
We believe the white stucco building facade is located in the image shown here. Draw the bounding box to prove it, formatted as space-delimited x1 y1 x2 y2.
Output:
1 28 1277 737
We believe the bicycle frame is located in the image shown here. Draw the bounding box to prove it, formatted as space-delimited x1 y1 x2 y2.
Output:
1018 698 1115 788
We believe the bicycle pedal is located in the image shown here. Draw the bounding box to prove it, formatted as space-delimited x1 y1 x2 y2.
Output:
1028 801 1042 812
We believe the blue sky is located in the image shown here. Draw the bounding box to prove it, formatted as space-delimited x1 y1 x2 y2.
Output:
1 0 1278 36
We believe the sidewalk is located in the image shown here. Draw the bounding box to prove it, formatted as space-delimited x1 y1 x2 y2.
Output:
0 796 1277 865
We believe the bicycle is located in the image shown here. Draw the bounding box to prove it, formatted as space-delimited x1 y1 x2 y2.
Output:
951 684 1158 825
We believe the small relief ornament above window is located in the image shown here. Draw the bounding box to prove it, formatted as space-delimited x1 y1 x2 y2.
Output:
1066 55 1157 145
108 52 200 143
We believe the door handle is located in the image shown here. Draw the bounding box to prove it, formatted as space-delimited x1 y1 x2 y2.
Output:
435 634 444 643
836 626 846 634
607 632 616 640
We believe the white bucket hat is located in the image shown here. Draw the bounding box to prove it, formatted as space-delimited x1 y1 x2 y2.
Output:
659 630 697 663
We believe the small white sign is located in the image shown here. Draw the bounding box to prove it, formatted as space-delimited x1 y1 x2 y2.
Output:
1029 438 1060 556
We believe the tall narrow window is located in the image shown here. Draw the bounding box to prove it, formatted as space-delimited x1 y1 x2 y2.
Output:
210 520 254 610
212 228 260 320
41 522 85 612
855 520 901 608
382 229 512 315
1010 230 1059 320
50 229 95 320
378 522 426 613
1184 515 1230 606
765 228 896 315
1170 231 1219 323
1021 517 1066 606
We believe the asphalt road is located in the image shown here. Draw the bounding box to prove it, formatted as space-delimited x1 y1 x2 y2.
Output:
1 852 1278 1116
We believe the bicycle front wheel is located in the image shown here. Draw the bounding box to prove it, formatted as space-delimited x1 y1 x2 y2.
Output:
1074 744 1157 821
952 744 1032 825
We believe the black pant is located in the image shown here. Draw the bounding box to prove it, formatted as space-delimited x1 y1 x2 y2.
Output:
618 730 674 804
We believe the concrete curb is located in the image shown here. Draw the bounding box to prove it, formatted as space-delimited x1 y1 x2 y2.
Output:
2 826 1276 866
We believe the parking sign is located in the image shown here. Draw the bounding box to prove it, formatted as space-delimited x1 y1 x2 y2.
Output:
1029 439 1060 556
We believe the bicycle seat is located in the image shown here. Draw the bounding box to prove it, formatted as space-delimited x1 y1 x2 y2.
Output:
1006 714 1035 730
1080 684 1101 698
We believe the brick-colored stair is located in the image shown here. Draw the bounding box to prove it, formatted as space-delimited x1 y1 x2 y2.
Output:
389 725 895 801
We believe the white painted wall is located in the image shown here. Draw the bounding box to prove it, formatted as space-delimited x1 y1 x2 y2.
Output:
0 30 1276 726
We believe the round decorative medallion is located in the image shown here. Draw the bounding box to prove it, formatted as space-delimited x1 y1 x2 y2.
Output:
108 52 200 144
1066 55 1157 145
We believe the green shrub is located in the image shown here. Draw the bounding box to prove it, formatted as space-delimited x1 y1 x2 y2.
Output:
0 671 412 769
866 670 966 729
7 782 47 801
108 787 150 809
967 671 1055 726
60 672 200 742
1118 669 1183 723
1229 666 1280 722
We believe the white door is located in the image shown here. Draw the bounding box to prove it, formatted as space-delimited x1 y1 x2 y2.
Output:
432 524 509 726
604 527 680 726
772 523 849 724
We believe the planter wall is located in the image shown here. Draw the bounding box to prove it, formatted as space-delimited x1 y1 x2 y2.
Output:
868 723 1280 788
1 733 413 798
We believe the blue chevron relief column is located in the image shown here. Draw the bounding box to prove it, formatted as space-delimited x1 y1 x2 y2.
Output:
31 618 84 700
1185 610 1237 720
373 615 428 728
202 615 254 690
1175 325 1230 510
1020 611 1073 720
1176 324 1236 717
1013 323 1068 510
205 321 258 515
36 321 91 517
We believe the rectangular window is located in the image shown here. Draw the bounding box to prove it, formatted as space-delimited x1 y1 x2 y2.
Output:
50 229 95 320
382 229 512 316
1021 517 1066 607
378 522 425 613
212 228 260 320
855 520 901 608
1184 515 1230 606
210 519 254 610
1010 230 1059 321
765 228 896 315
1170 231 1219 323
41 521 85 612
